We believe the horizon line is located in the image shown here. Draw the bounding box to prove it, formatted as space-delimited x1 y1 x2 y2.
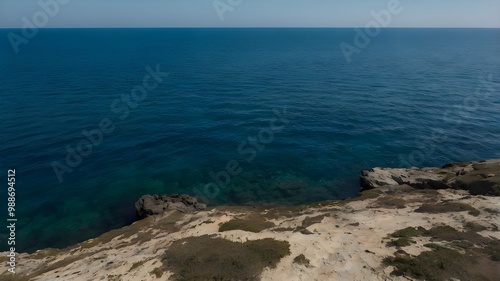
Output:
1 26 500 30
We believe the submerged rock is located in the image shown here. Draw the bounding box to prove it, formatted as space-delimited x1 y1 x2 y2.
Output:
135 194 206 219
360 159 500 196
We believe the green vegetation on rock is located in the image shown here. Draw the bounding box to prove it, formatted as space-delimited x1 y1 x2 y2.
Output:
293 254 311 266
162 236 290 281
391 226 426 238
219 218 275 233
385 223 500 281
384 247 494 281
415 202 481 216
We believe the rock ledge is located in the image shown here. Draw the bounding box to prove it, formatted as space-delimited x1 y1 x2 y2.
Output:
135 194 207 219
360 159 500 196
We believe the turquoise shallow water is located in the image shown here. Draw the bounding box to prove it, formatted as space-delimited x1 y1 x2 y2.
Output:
0 28 499 252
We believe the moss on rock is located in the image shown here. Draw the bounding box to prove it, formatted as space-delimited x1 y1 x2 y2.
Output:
219 218 275 233
162 235 290 281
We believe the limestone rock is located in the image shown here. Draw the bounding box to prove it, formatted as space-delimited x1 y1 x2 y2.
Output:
360 167 445 190
135 194 206 219
360 159 500 196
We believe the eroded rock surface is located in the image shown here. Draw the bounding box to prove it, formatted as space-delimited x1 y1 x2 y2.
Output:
361 159 500 196
3 160 499 281
6 183 499 281
135 194 206 218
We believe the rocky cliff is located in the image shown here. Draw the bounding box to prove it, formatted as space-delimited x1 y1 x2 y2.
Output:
1 160 499 281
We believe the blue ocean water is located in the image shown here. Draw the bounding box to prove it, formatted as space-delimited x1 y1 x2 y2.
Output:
0 28 499 252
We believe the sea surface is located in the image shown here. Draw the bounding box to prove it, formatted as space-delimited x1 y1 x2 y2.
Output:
0 28 499 252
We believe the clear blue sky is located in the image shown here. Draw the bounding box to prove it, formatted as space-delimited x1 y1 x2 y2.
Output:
1 0 499 28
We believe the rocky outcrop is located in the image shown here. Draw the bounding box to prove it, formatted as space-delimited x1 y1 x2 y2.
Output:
4 160 500 281
135 194 207 219
7 178 500 281
360 159 500 196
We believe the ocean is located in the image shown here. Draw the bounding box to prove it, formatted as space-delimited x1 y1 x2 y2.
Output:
0 28 499 252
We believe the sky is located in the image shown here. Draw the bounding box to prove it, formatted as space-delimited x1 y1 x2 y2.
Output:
0 0 499 28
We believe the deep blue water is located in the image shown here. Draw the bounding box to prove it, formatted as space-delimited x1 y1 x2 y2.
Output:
0 28 499 252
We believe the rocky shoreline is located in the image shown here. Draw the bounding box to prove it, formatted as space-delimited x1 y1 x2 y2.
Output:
361 158 500 196
1 159 499 281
